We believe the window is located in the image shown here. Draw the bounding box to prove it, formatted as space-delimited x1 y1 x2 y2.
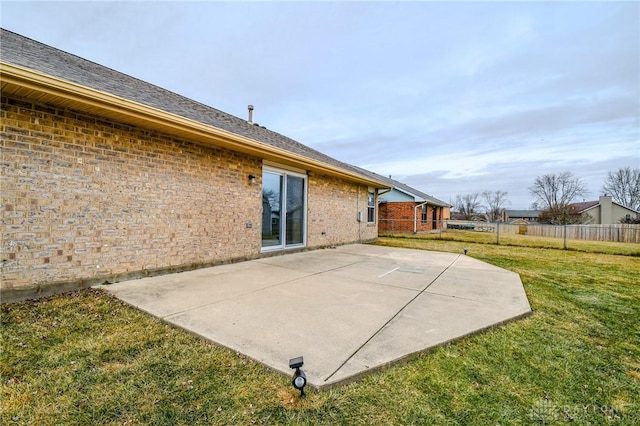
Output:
421 204 428 223
367 190 376 223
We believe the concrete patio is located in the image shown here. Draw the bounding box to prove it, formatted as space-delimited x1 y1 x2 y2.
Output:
96 244 532 390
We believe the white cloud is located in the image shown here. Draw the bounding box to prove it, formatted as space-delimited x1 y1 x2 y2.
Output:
2 0 637 208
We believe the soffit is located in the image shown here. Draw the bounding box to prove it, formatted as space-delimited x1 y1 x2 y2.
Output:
1 63 388 188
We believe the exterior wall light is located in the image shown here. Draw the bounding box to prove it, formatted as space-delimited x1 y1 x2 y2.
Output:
248 174 256 184
289 356 307 398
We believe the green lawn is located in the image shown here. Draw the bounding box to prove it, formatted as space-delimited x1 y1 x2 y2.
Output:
380 229 640 255
2 237 639 425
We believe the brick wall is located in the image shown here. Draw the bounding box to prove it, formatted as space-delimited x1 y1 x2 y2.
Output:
379 202 444 232
1 95 376 300
307 174 377 247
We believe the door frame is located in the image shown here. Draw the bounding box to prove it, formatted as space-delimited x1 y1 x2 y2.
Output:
261 165 308 252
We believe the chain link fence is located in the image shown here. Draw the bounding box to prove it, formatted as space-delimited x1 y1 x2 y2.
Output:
379 219 640 245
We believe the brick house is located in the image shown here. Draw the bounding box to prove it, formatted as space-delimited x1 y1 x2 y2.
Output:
354 169 450 233
0 29 388 302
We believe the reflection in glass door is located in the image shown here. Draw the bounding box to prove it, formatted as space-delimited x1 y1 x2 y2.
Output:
261 172 282 248
261 169 306 250
285 175 305 246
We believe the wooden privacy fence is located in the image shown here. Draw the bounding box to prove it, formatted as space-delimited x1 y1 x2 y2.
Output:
496 223 640 243
381 219 640 243
441 221 640 243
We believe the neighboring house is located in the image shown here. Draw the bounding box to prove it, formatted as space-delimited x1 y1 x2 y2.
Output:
0 29 389 301
354 169 450 233
502 210 542 223
501 196 639 225
573 195 640 224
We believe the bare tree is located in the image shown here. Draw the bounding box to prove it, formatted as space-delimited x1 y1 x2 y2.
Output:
537 205 589 225
454 193 482 220
482 190 509 222
262 189 279 210
529 172 587 210
602 167 640 211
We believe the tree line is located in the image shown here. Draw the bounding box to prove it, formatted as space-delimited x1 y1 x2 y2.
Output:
452 167 640 224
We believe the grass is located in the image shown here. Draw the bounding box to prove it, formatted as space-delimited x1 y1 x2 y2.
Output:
380 229 640 256
2 235 639 425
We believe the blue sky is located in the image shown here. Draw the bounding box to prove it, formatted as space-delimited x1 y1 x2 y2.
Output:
2 1 638 208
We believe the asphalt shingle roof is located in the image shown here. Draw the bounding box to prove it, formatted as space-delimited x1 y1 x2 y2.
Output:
0 28 375 181
571 201 600 213
506 210 542 218
352 166 450 207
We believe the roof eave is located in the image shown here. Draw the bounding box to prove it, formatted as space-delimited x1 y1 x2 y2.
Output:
0 62 388 188
393 188 449 207
392 186 422 201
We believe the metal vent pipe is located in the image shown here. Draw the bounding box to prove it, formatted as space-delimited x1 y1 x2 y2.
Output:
248 105 254 123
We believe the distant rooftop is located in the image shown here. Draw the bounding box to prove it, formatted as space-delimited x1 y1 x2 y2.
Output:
351 167 450 207
571 201 600 212
505 210 542 218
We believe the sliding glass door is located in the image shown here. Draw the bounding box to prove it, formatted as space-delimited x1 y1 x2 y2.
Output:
261 172 283 248
261 168 306 250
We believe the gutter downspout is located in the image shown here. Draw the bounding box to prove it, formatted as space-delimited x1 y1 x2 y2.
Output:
414 201 429 234
375 187 391 236
378 187 392 197
357 185 361 243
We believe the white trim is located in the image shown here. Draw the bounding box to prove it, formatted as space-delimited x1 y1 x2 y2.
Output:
393 186 425 202
262 165 308 180
260 166 308 252
262 161 307 176
367 189 376 224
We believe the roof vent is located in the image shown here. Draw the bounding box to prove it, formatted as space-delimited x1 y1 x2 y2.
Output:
247 105 254 124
